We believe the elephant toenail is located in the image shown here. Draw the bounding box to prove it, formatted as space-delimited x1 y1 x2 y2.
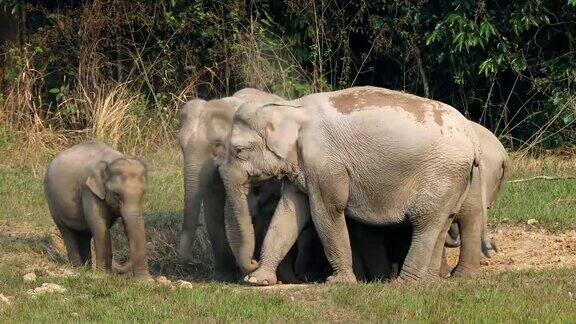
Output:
262 280 269 285
247 276 258 283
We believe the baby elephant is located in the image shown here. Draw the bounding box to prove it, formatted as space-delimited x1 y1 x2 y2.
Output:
44 141 150 280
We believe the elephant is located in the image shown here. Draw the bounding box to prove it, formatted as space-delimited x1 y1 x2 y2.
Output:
440 121 509 276
43 141 150 280
218 86 485 285
320 121 509 280
177 88 305 282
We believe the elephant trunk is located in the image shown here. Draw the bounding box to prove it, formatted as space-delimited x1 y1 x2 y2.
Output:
121 208 150 279
221 168 258 274
180 157 204 260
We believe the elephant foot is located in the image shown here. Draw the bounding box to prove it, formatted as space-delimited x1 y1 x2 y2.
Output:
482 239 498 258
425 271 443 282
244 268 277 286
439 264 452 278
450 267 478 278
397 270 423 282
326 272 356 284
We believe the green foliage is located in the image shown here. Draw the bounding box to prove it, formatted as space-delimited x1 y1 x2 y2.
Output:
1 0 575 149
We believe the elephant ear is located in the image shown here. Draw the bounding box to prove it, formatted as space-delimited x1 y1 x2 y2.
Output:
264 109 308 161
85 161 109 200
209 115 232 159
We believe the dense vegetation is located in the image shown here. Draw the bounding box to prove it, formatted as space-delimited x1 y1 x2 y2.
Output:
1 3 575 320
1 0 575 155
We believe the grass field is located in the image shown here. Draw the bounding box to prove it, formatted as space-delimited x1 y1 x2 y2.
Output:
0 150 575 322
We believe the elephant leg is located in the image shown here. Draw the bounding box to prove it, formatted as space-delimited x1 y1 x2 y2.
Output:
426 217 453 280
82 195 113 273
244 183 310 286
398 213 447 282
307 177 355 284
311 208 355 283
77 233 92 266
91 227 112 272
451 209 482 277
204 185 238 282
56 223 83 267
452 167 484 277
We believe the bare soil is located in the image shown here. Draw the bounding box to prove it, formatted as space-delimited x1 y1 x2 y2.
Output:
4 225 576 283
257 225 576 291
446 225 576 272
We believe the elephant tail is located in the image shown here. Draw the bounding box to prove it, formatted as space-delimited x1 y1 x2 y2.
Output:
493 156 510 200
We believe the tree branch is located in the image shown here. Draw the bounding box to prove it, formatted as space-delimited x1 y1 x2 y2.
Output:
409 41 430 98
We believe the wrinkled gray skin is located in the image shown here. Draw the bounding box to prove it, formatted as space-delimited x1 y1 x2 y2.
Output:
178 88 303 282
326 121 508 281
220 86 484 285
440 121 509 276
44 141 150 280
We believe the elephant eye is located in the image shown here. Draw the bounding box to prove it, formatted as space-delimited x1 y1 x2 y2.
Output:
234 146 252 160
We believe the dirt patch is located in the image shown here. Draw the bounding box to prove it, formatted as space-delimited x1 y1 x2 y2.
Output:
446 225 576 272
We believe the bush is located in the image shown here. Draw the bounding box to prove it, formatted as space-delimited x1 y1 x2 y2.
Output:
0 0 574 155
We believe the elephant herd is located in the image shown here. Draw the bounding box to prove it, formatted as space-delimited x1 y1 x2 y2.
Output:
43 86 508 285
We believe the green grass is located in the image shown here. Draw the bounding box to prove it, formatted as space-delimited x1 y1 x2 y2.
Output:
0 264 574 322
0 264 312 322
0 152 575 322
492 179 576 231
332 269 576 322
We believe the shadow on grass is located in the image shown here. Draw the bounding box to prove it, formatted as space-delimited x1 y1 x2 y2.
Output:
113 211 215 282
0 212 216 282
0 232 66 264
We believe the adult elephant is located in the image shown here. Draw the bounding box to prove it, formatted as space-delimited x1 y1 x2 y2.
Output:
441 121 509 276
177 88 305 282
219 86 485 285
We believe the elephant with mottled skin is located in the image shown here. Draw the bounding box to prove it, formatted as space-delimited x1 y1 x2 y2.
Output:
440 121 508 276
333 121 508 281
177 88 306 282
44 141 151 280
219 86 485 285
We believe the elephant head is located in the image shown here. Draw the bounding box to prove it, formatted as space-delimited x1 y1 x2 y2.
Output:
219 102 309 273
86 158 150 277
177 98 241 260
177 89 285 261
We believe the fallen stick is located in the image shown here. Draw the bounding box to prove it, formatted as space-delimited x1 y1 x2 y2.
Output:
507 175 576 183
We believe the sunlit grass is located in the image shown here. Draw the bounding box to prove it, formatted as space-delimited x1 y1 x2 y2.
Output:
0 151 574 321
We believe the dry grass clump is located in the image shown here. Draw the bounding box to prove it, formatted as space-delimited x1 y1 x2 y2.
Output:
0 46 178 170
509 153 576 179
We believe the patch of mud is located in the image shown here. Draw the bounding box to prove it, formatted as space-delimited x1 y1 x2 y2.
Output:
446 225 576 272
